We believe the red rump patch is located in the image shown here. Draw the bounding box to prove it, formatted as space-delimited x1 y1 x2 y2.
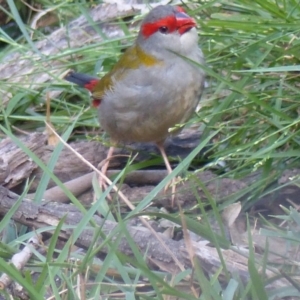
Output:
84 79 99 92
142 15 177 38
92 99 101 107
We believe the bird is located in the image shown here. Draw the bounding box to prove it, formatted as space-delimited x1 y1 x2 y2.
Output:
65 5 205 204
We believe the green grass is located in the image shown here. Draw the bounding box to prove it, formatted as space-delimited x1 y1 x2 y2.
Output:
1 0 300 299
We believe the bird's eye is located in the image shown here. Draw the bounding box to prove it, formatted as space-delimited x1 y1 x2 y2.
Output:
159 26 168 34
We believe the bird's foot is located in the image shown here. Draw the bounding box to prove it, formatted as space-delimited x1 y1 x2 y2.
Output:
98 176 113 201
164 176 182 207
96 146 115 201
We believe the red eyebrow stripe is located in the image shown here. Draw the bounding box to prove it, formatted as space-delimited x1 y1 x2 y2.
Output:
176 6 186 13
141 15 176 38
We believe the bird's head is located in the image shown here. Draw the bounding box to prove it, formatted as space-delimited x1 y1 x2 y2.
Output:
137 5 198 57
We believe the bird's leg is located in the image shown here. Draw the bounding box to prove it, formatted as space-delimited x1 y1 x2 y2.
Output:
156 142 176 206
98 146 115 198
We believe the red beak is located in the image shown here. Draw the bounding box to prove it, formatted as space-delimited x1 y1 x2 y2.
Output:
175 12 196 35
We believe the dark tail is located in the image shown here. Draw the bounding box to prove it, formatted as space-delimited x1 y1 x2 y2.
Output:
64 71 99 91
